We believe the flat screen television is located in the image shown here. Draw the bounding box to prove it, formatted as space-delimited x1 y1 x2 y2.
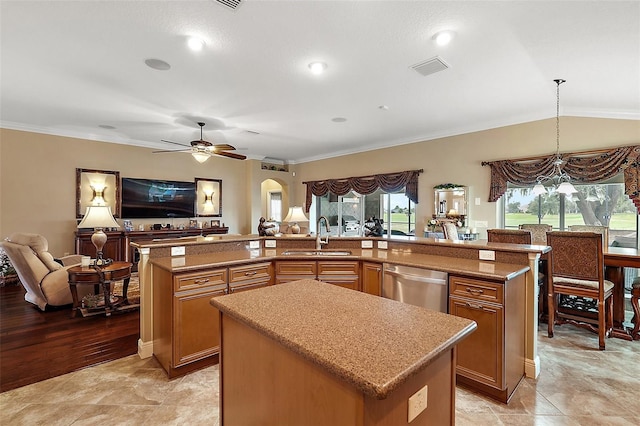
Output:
121 178 195 219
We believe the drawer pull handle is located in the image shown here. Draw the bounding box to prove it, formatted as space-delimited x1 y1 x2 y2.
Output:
244 271 257 276
194 278 210 284
466 287 484 295
466 302 484 310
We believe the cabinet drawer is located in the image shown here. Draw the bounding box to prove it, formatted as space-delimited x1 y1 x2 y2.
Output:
275 261 317 276
449 275 503 304
229 262 272 284
175 269 228 292
317 260 359 276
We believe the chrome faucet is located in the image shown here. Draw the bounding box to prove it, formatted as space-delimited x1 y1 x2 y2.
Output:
316 216 331 250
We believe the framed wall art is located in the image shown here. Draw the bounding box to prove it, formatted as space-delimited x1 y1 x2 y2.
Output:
76 168 121 218
195 177 222 217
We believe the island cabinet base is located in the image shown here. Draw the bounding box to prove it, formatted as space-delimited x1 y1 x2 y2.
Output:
220 315 457 426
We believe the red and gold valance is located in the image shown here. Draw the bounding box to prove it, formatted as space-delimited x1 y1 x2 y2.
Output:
303 169 423 213
481 145 640 213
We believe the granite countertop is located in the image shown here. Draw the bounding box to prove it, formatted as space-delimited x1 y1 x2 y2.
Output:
210 279 477 399
150 247 530 281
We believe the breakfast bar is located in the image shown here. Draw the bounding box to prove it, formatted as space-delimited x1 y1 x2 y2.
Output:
210 279 477 425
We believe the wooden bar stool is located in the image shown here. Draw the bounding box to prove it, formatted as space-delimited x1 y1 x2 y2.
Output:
632 277 640 340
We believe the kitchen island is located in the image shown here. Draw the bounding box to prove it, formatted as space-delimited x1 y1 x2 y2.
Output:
210 279 477 425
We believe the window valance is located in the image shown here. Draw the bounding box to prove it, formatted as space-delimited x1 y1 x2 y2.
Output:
303 169 423 213
481 145 640 213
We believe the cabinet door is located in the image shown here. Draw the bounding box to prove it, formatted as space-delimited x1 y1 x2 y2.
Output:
449 296 504 389
76 232 122 261
229 262 273 289
274 261 316 284
174 287 226 367
361 262 382 296
317 261 360 291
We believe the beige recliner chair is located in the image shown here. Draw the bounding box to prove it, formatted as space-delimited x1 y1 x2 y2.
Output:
0 233 93 311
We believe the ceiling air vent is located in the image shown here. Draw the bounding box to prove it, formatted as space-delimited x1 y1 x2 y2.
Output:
215 0 242 10
411 56 449 77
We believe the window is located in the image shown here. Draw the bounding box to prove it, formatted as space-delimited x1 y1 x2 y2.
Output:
268 191 282 221
314 189 415 236
503 181 639 248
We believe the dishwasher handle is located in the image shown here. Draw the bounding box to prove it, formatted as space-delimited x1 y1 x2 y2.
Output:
384 268 447 285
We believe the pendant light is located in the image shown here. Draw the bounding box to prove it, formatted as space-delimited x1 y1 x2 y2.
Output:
532 79 578 196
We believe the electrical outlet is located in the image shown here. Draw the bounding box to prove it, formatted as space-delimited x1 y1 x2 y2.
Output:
408 384 428 422
265 239 277 248
475 197 481 205
475 220 488 228
249 240 260 249
377 241 388 250
361 240 373 248
171 246 185 256
479 250 496 261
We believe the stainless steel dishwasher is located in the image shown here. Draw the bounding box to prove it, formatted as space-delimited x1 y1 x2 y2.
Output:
382 264 448 313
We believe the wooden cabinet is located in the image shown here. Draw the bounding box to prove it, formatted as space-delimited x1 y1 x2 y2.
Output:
228 262 273 293
274 260 317 284
153 266 227 378
317 260 360 291
275 260 360 291
361 262 382 296
75 231 123 261
153 261 274 378
448 274 525 403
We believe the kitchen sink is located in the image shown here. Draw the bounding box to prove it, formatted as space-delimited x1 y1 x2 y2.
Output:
282 250 352 256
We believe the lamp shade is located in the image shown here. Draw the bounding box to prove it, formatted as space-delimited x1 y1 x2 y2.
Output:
283 206 308 223
557 181 578 195
532 184 547 196
77 206 120 229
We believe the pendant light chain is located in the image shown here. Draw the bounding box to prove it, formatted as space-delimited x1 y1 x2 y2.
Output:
554 78 565 158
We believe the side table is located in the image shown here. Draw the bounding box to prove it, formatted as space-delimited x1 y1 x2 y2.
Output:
68 261 133 318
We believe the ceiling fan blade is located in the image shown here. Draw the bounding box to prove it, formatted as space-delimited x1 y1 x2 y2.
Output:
153 148 191 153
212 144 236 151
161 139 190 148
216 151 246 160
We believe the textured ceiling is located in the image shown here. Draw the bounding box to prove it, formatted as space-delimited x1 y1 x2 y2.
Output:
1 1 639 163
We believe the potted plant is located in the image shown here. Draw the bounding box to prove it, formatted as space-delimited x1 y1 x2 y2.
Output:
0 249 19 286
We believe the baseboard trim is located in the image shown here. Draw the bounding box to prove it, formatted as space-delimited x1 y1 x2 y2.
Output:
138 338 153 359
525 356 540 379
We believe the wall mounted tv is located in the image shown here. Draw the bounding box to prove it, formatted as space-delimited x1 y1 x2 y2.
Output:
121 178 195 219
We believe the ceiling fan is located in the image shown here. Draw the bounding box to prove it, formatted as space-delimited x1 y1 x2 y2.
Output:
153 122 247 162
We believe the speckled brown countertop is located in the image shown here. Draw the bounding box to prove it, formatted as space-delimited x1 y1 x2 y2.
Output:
150 247 529 281
210 279 477 399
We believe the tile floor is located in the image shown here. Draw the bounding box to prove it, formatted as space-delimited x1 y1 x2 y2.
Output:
1 325 638 425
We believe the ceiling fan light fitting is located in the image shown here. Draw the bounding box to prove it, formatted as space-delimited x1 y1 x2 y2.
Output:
192 152 210 163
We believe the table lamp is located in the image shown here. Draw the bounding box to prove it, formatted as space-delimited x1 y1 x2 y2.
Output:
283 206 308 234
77 205 120 266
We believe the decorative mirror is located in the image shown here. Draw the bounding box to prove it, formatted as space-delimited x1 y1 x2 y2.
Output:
434 184 467 217
76 168 121 218
195 178 222 217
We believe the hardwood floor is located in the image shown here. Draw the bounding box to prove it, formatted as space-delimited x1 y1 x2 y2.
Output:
0 284 139 393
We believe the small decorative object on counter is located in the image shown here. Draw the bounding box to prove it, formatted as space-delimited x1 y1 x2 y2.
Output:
363 217 384 237
258 217 277 236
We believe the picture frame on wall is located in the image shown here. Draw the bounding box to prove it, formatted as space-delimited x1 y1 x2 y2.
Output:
211 220 220 228
195 177 222 217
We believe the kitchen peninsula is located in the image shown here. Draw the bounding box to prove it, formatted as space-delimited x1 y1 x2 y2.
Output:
135 234 545 401
210 279 477 425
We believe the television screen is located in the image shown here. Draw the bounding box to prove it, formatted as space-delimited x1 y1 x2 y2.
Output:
121 178 195 218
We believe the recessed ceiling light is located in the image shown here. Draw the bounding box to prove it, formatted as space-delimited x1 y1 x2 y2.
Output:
432 30 455 46
308 62 328 75
378 105 389 110
332 117 347 123
144 58 171 71
187 37 205 51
